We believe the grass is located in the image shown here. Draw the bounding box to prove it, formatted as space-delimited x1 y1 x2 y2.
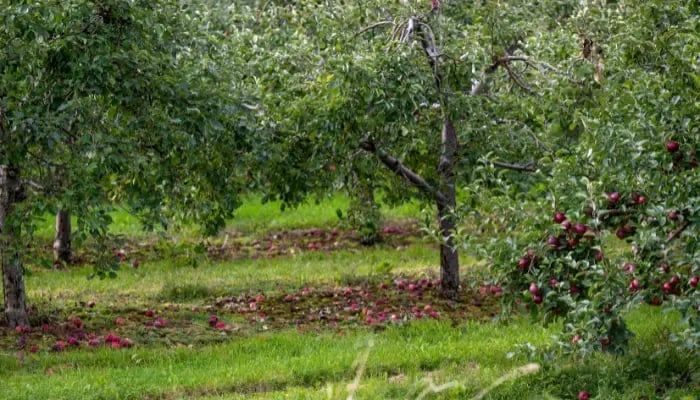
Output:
31 194 423 239
3 196 699 399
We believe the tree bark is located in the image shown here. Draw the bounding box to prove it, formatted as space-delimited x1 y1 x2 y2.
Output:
53 209 71 263
0 164 29 328
437 117 459 300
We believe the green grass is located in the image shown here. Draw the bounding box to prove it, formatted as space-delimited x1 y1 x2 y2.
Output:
4 196 699 400
27 244 439 306
0 319 554 400
1 307 696 400
31 194 423 240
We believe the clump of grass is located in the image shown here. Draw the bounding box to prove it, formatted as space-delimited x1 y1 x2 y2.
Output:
158 283 216 302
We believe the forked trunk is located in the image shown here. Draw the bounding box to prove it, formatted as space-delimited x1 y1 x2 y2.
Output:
0 164 29 328
53 209 71 264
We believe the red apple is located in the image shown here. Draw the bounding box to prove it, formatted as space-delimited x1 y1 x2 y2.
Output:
616 228 627 239
690 276 699 288
573 223 587 235
572 334 581 344
607 192 621 203
145 309 154 317
629 278 640 291
578 391 590 400
87 300 95 308
517 257 530 269
667 210 680 221
529 282 539 295
533 295 543 304
595 251 604 262
553 212 567 223
666 140 679 152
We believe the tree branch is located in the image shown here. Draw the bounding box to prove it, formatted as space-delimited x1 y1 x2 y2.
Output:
355 20 395 37
488 160 536 172
471 54 583 95
359 139 448 206
666 221 690 243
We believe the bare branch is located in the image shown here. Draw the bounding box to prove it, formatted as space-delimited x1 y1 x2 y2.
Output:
359 139 449 206
355 20 394 37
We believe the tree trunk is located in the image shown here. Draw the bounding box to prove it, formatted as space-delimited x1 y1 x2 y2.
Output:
349 168 382 246
437 117 460 300
0 164 29 328
53 209 71 264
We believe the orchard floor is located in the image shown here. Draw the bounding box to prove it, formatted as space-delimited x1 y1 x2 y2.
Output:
1 200 698 399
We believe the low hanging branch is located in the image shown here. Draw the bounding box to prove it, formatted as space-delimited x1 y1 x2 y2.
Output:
358 138 449 207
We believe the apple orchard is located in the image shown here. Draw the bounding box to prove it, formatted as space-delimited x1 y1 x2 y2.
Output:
1 0 699 359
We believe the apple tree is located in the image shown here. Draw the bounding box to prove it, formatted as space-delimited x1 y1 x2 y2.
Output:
479 0 700 353
239 0 577 300
0 0 256 327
